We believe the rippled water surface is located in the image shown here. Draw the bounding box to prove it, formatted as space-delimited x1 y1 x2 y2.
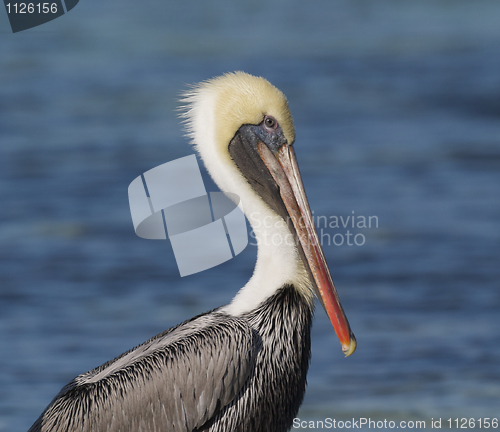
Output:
1 1 500 431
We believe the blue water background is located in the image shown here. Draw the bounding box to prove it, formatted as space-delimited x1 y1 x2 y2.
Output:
1 1 499 430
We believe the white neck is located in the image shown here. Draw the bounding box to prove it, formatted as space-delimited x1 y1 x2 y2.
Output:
223 191 312 316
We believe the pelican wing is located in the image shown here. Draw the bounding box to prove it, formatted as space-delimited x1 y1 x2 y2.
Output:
29 312 257 432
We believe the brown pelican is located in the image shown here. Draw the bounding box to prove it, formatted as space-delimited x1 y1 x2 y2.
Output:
28 72 356 432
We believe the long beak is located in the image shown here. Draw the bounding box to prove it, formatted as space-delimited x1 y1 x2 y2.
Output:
258 142 356 357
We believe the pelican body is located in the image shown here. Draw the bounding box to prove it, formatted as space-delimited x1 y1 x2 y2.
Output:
29 72 356 432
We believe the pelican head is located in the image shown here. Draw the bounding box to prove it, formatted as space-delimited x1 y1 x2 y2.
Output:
182 72 356 356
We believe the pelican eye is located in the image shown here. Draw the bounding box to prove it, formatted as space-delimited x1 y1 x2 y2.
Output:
263 116 278 131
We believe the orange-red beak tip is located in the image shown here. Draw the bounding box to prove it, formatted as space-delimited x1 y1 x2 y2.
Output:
342 333 357 357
